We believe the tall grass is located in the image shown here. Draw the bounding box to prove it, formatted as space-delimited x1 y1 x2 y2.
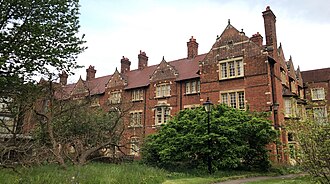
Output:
0 163 168 184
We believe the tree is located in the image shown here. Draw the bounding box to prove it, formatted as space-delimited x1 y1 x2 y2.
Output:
0 0 86 167
142 105 277 171
287 115 329 184
31 81 133 167
0 0 86 86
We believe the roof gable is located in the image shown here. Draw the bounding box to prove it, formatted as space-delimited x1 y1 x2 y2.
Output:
150 57 178 82
203 22 264 65
106 68 127 88
295 66 303 87
71 76 89 96
286 56 296 79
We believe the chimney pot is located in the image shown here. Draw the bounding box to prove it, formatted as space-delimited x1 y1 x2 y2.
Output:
138 50 148 70
59 71 68 85
86 65 96 81
121 56 131 73
187 36 198 59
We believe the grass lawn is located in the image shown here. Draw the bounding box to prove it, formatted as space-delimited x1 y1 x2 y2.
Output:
0 162 302 184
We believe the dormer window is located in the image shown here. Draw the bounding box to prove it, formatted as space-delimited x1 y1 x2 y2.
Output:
185 80 200 94
132 89 143 101
155 83 170 98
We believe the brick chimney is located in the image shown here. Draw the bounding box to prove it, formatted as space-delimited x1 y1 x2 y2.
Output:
138 50 148 70
250 32 263 47
263 6 277 56
187 36 198 59
86 65 96 81
59 71 68 85
121 56 131 73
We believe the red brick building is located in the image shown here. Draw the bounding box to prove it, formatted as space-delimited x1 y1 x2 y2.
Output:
53 7 324 164
301 68 330 123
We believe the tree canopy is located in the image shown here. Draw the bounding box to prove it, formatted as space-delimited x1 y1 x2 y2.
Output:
142 105 277 171
0 0 86 92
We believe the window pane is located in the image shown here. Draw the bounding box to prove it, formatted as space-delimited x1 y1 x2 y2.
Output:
156 107 162 124
164 107 170 123
229 92 236 108
238 92 245 109
191 81 196 93
221 93 228 105
221 63 227 78
236 60 242 76
229 62 235 77
197 80 200 92
186 82 190 94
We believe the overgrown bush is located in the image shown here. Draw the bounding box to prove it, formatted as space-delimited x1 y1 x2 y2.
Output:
142 104 277 171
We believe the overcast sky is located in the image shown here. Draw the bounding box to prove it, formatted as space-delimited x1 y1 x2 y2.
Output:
70 0 330 83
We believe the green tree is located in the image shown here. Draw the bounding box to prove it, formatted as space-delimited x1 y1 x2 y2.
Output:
142 105 277 171
287 115 329 184
0 0 86 167
0 0 86 86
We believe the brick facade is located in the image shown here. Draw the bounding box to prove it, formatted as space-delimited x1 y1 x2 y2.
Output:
42 6 329 164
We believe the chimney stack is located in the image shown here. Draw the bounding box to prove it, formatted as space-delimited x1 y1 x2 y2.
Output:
59 71 68 85
250 32 263 47
263 6 277 56
187 36 198 59
86 65 96 81
138 50 148 70
121 56 131 73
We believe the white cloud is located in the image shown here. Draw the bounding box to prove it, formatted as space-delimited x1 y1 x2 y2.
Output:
71 0 330 83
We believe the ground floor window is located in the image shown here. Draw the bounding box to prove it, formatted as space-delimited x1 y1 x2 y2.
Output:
130 137 139 156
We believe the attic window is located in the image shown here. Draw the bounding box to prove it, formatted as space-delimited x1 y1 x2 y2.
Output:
227 40 233 46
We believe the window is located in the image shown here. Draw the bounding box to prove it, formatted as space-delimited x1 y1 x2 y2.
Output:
299 88 304 99
313 106 327 124
130 137 139 156
219 58 244 80
155 106 171 125
220 91 245 110
156 83 170 98
229 92 236 108
185 80 200 94
132 89 143 101
90 98 100 107
311 88 325 100
109 91 121 104
284 98 292 117
130 111 142 127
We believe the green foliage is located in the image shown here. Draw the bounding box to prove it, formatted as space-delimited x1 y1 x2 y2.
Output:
287 116 330 184
0 162 286 184
0 163 168 184
142 105 277 171
0 0 86 79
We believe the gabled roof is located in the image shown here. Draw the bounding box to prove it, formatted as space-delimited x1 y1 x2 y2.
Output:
62 53 206 94
125 54 206 89
62 75 112 97
301 68 330 83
